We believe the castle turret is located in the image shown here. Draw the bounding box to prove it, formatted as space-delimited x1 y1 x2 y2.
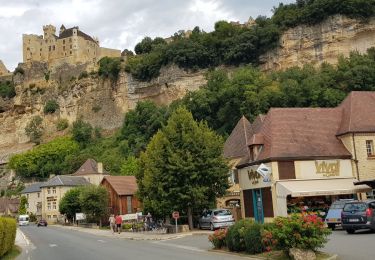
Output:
43 25 56 39
59 24 66 36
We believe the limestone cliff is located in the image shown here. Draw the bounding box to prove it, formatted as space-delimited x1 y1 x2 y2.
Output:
0 62 206 159
260 15 375 71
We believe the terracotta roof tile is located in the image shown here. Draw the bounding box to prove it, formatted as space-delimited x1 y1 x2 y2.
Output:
101 176 138 196
223 116 252 159
72 159 108 176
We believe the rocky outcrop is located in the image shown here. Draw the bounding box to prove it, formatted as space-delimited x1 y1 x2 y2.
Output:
0 63 206 154
260 15 375 71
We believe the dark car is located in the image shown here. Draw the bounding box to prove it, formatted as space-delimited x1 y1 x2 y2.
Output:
325 199 355 230
341 200 375 234
37 219 48 227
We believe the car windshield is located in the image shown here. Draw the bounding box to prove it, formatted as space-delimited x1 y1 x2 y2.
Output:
330 202 347 209
343 203 367 212
213 210 231 216
19 217 29 221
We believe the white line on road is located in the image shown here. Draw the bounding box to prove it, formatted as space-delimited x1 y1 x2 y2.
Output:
49 244 57 247
152 241 205 252
97 240 107 243
20 229 30 245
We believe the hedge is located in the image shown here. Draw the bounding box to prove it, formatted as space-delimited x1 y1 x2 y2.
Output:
0 217 17 257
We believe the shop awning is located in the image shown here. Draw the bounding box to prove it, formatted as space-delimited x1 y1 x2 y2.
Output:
276 178 371 198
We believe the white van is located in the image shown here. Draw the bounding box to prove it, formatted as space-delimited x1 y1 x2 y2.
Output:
18 214 30 226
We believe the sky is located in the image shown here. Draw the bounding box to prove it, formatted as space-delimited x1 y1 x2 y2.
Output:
0 0 294 70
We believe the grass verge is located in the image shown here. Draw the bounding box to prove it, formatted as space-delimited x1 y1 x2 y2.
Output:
1 245 22 260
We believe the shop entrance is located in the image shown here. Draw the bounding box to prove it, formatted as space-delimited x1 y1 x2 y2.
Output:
252 189 264 223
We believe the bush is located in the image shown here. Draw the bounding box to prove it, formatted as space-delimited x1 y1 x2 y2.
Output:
78 71 88 80
44 100 59 114
226 219 252 252
0 81 16 99
270 214 331 251
98 57 121 81
71 119 93 146
13 67 24 75
208 228 227 249
56 119 69 131
0 217 17 257
244 222 263 254
25 116 44 144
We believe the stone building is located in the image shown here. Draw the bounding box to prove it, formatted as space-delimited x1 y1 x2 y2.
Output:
21 182 43 219
226 91 375 222
23 24 121 69
71 159 109 186
0 60 10 76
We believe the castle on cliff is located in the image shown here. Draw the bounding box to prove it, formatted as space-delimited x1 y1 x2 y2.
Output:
23 24 121 68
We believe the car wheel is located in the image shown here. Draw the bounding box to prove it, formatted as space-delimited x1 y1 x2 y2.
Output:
346 229 355 234
210 223 214 231
328 224 335 230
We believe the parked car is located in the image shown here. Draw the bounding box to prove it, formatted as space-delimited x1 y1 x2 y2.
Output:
18 214 29 226
341 200 375 234
198 209 235 231
325 199 355 230
37 219 48 227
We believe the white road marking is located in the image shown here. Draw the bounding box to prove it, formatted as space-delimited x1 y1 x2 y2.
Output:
152 241 204 252
97 240 107 243
20 230 30 245
26 249 29 254
49 244 57 247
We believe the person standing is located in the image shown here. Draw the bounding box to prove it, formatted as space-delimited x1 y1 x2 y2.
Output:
115 214 122 234
108 214 115 234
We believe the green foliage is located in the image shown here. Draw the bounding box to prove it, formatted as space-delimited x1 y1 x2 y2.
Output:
43 99 59 114
44 70 50 82
56 119 69 131
92 105 101 113
137 107 229 221
25 116 44 144
272 0 375 30
134 37 167 55
71 119 93 146
0 81 16 99
226 219 251 252
120 156 140 176
208 229 227 249
18 196 27 215
0 217 16 257
244 222 264 254
98 57 121 81
29 213 37 222
9 136 79 179
59 187 82 222
79 185 108 223
269 214 331 251
119 101 169 155
125 50 165 81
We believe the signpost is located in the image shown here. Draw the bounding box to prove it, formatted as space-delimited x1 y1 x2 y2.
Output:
172 211 180 233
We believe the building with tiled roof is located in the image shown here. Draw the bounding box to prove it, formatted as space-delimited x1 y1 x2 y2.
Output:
225 91 375 222
71 159 109 185
22 24 120 69
21 182 43 218
100 176 141 215
40 175 89 223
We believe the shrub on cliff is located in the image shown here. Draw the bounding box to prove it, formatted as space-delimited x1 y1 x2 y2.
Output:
98 57 121 81
25 116 44 144
44 99 59 114
72 119 93 147
0 81 16 99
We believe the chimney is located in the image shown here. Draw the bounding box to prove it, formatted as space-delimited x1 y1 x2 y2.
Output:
97 162 103 174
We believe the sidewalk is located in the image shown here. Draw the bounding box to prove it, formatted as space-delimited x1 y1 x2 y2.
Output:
54 225 212 241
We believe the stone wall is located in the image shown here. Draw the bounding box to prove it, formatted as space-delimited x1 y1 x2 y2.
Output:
260 15 375 71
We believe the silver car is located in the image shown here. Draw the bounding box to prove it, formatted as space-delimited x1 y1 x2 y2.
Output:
198 209 235 231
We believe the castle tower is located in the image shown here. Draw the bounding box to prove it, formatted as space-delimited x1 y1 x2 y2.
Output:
43 25 56 39
59 24 66 36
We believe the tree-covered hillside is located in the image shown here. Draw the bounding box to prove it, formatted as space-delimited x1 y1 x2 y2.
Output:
125 0 375 81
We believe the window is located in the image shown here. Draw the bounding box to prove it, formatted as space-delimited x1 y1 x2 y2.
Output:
127 196 132 213
26 194 29 199
366 140 374 157
53 202 56 210
53 45 55 50
52 187 56 194
37 192 40 198
63 40 65 44
47 202 51 210
63 46 65 51
53 215 57 218
48 215 51 219
69 38 72 42
47 188 51 194
49 46 51 51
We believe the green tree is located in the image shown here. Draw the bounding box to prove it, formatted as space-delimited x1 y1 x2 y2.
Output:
18 196 28 215
98 57 121 81
0 81 16 98
138 107 229 230
72 119 93 147
25 116 44 144
79 185 108 224
120 156 140 176
59 187 82 222
44 99 59 114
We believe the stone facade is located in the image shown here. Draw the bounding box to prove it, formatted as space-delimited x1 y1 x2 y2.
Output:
260 15 375 71
41 185 71 223
23 25 120 70
0 60 10 76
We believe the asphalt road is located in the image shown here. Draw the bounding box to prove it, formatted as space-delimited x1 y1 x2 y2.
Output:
18 226 241 260
323 228 375 260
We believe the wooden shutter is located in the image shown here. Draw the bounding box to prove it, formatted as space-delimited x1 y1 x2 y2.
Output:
243 189 254 218
261 187 274 217
278 161 296 180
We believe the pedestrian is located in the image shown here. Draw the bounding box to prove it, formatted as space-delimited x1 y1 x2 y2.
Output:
115 214 122 234
108 214 115 234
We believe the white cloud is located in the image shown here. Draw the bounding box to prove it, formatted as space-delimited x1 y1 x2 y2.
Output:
0 0 294 71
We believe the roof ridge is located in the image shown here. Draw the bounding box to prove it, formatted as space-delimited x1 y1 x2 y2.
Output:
348 92 353 132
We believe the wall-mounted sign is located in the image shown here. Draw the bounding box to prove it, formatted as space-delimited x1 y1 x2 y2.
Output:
248 169 261 184
315 160 340 177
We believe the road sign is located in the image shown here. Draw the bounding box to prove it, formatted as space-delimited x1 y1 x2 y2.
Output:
172 211 180 219
75 213 86 221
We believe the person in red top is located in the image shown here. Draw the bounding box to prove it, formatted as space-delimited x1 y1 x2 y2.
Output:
115 215 122 234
